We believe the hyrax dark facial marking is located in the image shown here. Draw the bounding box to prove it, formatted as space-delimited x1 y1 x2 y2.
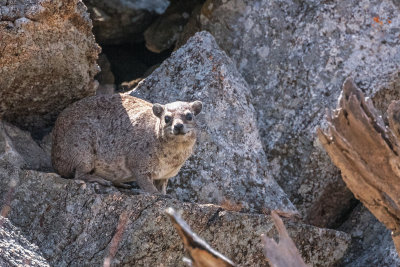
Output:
52 94 203 194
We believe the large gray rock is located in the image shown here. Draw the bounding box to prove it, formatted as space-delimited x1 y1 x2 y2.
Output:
338 204 400 266
0 167 350 266
0 0 100 134
131 31 297 214
188 0 400 223
84 0 170 44
0 216 49 267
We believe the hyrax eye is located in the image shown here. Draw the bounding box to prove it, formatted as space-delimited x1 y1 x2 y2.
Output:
185 113 193 121
164 115 172 124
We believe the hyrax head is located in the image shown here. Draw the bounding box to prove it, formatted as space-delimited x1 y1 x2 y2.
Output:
152 100 202 141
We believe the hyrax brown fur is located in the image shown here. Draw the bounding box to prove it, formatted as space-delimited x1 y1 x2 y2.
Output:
51 94 202 194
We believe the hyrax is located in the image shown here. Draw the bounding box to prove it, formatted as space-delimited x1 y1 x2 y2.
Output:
51 94 202 194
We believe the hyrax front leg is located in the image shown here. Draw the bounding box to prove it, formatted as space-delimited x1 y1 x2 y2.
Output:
154 179 168 195
136 173 159 194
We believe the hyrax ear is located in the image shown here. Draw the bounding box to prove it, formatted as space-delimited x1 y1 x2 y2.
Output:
152 103 164 118
191 101 203 116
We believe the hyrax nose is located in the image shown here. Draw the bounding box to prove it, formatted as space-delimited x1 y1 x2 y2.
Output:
174 123 184 132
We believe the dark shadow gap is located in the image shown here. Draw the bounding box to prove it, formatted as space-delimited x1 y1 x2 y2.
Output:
101 42 173 85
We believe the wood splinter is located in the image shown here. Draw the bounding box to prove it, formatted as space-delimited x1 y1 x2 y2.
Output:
318 77 400 255
165 207 235 267
261 211 308 267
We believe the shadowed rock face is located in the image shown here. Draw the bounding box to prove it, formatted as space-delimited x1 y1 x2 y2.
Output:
338 205 400 267
83 0 170 45
144 0 203 53
0 0 100 134
186 0 400 223
131 31 297 214
0 121 51 171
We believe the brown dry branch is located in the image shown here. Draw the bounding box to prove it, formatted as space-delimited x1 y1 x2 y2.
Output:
261 211 308 267
317 78 400 255
103 211 129 267
165 207 235 267
220 198 243 212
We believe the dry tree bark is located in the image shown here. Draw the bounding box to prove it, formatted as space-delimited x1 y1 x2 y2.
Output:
317 78 400 255
165 207 236 267
261 211 308 267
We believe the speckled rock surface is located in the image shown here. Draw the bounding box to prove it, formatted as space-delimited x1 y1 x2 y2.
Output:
192 0 400 223
338 205 400 266
131 31 296 214
0 166 350 266
83 0 170 44
0 216 49 267
0 0 100 134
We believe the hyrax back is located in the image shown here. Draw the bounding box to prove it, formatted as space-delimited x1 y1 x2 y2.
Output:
51 94 202 194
